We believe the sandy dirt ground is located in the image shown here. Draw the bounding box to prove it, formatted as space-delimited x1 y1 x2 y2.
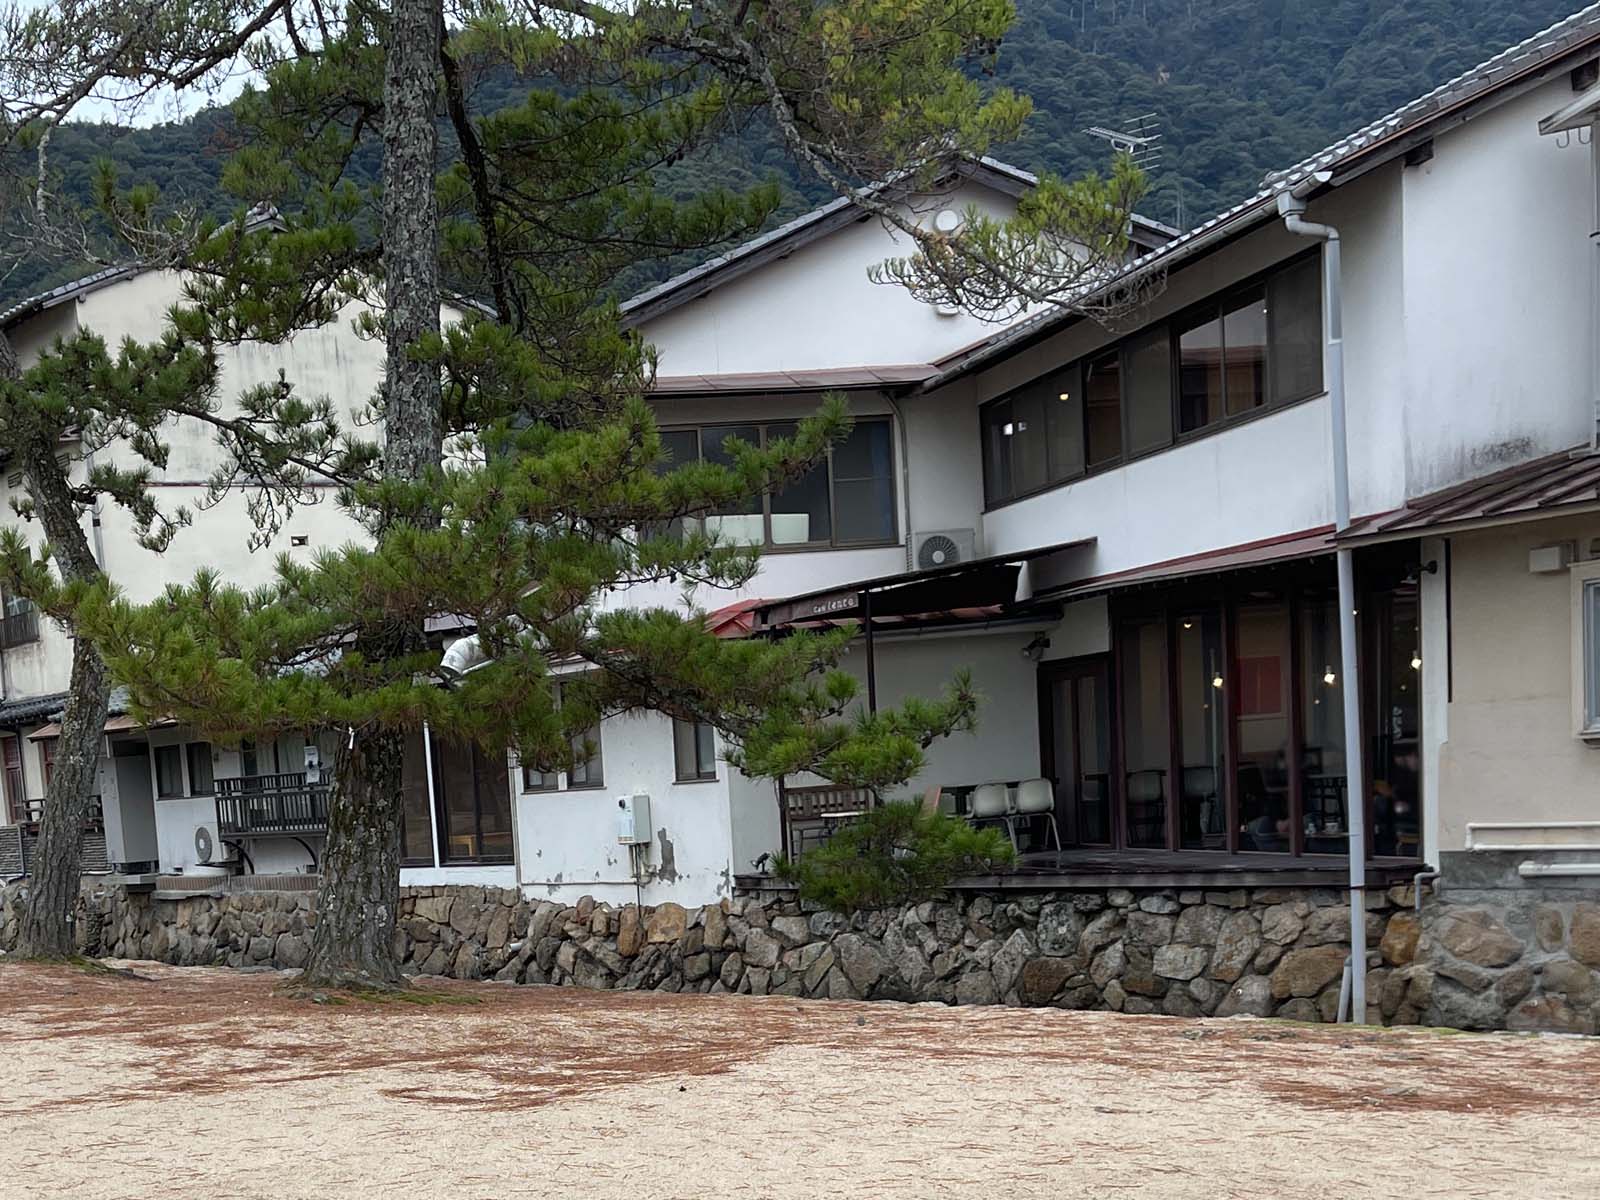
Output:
3 961 1600 1199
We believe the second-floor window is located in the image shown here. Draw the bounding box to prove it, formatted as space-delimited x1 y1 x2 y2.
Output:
660 418 897 549
673 717 717 782
982 250 1323 508
0 593 39 649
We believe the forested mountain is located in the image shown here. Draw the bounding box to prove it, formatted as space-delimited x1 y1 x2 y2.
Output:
4 0 1582 306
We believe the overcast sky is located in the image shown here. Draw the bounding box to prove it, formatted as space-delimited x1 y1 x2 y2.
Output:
21 0 260 127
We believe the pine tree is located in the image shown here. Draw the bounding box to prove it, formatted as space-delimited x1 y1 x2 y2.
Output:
35 0 1140 988
0 0 308 958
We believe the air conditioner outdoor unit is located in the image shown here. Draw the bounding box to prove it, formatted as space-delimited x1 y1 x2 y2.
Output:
910 528 978 572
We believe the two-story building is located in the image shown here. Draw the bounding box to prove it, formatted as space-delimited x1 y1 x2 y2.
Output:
10 5 1600 1031
0 160 1174 897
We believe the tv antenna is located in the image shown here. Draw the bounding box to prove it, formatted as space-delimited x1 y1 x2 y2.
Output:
1084 113 1163 171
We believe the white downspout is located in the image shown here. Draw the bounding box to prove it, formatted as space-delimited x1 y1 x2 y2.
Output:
1590 119 1599 450
1278 171 1369 1023
422 720 441 870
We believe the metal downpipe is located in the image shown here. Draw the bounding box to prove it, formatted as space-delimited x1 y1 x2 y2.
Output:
1278 175 1369 1022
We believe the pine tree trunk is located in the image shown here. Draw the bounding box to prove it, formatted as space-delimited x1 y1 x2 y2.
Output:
16 633 110 958
0 330 115 959
12 428 113 959
301 0 442 988
302 730 406 987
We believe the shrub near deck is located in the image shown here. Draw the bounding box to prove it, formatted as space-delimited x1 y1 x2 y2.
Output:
3 878 1597 1033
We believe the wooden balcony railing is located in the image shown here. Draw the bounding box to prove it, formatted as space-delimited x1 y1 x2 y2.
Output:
0 604 40 649
215 773 332 837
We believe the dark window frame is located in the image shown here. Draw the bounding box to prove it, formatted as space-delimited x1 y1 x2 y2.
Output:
153 743 184 799
432 736 514 867
660 417 899 552
981 247 1324 511
1053 554 1422 863
673 717 718 783
185 741 215 797
567 720 605 790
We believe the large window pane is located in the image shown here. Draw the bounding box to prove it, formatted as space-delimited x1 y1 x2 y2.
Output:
700 424 763 545
1085 353 1122 468
982 399 1014 506
570 722 604 788
674 718 717 781
1076 674 1112 845
1125 326 1173 456
1300 597 1349 854
155 744 183 799
475 747 513 861
1120 618 1169 848
1045 364 1085 482
766 422 831 545
1223 288 1267 416
657 428 700 470
400 728 434 864
435 737 513 864
435 737 480 863
1178 311 1223 432
186 742 214 796
1010 387 1049 496
1269 254 1323 402
1373 587 1422 858
1235 603 1291 851
833 421 895 543
1176 611 1226 850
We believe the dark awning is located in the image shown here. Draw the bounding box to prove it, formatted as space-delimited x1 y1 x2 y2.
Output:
1051 527 1337 600
1339 446 1600 544
754 537 1093 633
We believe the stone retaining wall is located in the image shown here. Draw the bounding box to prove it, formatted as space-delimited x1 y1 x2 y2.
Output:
3 868 1596 1032
0 879 1414 1022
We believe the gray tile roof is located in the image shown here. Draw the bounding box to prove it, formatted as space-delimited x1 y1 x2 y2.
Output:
0 264 140 329
0 691 71 727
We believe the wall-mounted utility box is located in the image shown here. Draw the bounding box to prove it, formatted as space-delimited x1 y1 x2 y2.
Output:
617 792 652 845
1530 541 1576 574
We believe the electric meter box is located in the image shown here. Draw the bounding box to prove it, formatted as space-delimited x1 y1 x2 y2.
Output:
617 792 652 845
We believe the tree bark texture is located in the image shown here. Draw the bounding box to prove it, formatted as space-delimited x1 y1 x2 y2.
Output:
303 0 442 988
303 732 406 987
12 425 113 959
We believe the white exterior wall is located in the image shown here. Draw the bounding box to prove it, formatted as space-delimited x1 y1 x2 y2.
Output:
639 182 1019 377
1 270 389 695
1398 81 1594 495
512 710 740 905
1436 515 1600 851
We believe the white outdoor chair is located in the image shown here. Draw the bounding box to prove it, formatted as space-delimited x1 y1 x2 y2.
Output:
970 783 1015 850
1013 777 1061 852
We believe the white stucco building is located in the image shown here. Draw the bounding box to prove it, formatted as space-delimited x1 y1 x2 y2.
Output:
7 7 1600 921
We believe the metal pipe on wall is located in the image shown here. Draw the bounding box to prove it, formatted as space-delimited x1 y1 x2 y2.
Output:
1278 172 1370 1022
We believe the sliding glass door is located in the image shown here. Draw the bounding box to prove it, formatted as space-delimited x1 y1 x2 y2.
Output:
1039 657 1113 846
